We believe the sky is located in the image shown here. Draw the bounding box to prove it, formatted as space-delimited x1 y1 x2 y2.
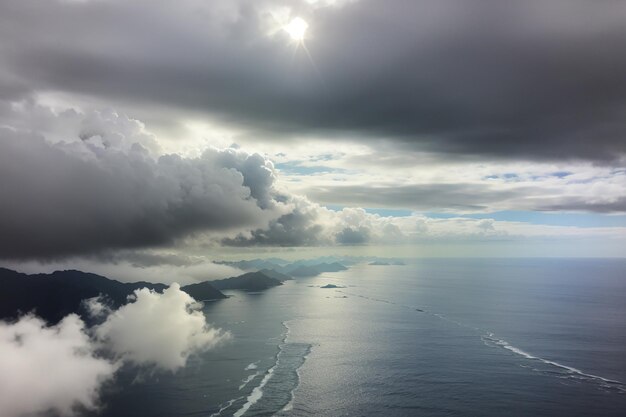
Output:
1 0 626 282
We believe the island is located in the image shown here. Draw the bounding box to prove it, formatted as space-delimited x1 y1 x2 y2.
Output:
0 267 227 324
0 257 356 325
218 257 350 278
209 271 283 291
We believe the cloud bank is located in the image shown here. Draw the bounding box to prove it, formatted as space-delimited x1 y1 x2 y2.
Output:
0 101 624 265
223 199 626 247
0 284 229 417
0 109 284 259
2 0 626 161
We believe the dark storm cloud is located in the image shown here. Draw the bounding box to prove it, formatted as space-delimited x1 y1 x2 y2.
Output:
0 128 280 259
222 198 325 246
2 0 626 161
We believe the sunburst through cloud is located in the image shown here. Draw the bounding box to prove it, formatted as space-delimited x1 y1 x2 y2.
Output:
1 1 626 416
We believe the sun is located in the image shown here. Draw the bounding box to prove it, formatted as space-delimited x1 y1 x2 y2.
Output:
283 17 308 41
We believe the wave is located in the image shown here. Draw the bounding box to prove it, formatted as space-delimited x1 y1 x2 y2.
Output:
281 330 312 414
231 321 312 417
233 361 277 417
239 372 260 391
209 395 245 417
244 361 259 371
482 333 626 393
340 289 626 394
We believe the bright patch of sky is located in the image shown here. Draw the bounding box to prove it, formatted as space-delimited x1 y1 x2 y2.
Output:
422 211 626 228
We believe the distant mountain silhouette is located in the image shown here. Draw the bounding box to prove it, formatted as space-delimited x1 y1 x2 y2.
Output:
210 271 283 291
218 256 406 270
216 258 288 271
216 257 350 279
311 262 348 273
0 268 225 324
287 265 321 277
181 281 228 301
258 268 292 281
282 262 348 277
369 260 405 265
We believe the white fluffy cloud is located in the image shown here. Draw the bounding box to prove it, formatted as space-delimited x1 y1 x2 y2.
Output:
0 314 116 417
94 284 230 371
0 284 230 417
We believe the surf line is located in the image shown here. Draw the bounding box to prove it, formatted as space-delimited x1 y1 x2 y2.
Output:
336 289 626 392
239 372 261 391
233 321 308 417
232 327 286 417
481 332 626 392
209 395 245 417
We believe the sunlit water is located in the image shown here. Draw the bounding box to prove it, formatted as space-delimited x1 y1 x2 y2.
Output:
98 258 626 417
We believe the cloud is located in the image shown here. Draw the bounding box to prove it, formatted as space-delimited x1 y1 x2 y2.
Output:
280 151 626 214
537 197 626 213
101 251 204 268
0 100 624 262
306 183 522 212
0 314 117 417
0 120 284 259
0 103 161 155
221 195 626 247
0 284 229 417
1 0 626 161
94 284 230 371
222 195 325 246
335 226 370 245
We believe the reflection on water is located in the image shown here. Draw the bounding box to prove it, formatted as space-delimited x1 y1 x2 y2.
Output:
100 259 626 417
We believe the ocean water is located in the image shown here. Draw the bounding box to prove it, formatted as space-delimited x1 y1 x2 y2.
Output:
98 258 626 417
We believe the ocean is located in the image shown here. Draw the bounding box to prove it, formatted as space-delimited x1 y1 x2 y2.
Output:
98 258 626 417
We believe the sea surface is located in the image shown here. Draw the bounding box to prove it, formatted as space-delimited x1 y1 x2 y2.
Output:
98 258 626 417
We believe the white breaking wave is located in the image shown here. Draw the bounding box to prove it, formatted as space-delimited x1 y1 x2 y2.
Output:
209 396 245 417
281 343 313 413
232 321 313 417
244 362 259 371
239 372 260 391
232 323 288 417
482 333 626 392
233 359 278 417
337 288 626 394
283 320 292 341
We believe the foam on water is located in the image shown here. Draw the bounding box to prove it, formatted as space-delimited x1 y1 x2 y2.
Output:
340 288 626 395
231 321 312 417
481 333 626 393
209 396 245 417
279 320 312 414
239 372 260 391
281 345 312 413
233 364 276 417
244 362 259 371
